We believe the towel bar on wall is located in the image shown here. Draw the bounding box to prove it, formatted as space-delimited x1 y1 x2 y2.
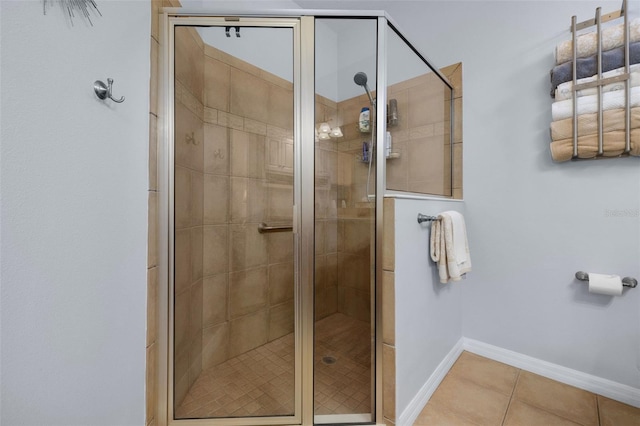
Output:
575 271 637 288
417 213 441 224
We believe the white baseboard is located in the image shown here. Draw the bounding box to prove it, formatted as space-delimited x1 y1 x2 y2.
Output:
397 337 640 426
462 338 640 409
397 339 465 426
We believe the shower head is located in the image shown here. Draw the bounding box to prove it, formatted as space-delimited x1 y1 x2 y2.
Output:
353 72 368 87
353 71 376 108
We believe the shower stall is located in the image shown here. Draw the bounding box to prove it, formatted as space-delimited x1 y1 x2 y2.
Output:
158 8 455 426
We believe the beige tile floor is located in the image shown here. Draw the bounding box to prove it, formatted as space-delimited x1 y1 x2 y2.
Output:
176 312 371 419
414 351 640 426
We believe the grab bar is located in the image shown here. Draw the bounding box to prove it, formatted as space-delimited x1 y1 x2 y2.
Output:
258 222 293 234
575 271 637 288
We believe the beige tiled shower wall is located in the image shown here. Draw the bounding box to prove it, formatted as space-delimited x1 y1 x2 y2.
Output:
335 93 376 322
315 91 375 324
386 64 463 199
173 26 205 407
199 42 297 383
315 96 340 321
442 63 463 199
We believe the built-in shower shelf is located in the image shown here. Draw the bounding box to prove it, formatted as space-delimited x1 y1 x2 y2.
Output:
356 152 401 162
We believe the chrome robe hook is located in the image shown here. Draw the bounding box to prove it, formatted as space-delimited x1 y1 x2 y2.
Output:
94 78 125 103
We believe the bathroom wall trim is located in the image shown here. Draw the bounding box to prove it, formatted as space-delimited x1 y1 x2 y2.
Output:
463 338 640 409
396 339 465 426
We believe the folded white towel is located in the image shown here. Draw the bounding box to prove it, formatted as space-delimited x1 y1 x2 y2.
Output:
448 211 468 264
555 66 640 101
430 211 471 283
552 85 640 121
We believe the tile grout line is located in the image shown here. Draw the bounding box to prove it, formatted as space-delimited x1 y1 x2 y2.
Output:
411 397 480 426
500 368 522 426
514 371 599 426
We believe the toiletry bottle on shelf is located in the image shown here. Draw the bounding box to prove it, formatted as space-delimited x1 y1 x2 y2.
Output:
385 131 392 158
362 141 369 162
359 107 370 133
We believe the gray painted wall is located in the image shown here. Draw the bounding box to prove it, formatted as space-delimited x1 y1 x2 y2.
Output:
0 1 150 424
394 198 464 418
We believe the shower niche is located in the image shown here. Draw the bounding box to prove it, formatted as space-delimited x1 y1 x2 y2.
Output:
160 10 457 426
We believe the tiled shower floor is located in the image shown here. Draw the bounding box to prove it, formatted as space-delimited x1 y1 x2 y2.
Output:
175 313 371 419
314 313 371 415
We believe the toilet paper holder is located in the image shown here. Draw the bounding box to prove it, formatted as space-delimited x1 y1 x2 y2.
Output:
575 271 637 288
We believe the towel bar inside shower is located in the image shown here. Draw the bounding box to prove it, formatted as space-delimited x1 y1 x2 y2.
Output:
575 271 637 288
257 222 293 233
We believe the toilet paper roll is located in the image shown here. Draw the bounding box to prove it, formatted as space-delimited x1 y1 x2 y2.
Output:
588 273 623 296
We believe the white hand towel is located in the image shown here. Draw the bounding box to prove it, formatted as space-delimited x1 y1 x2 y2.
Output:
555 66 640 101
430 211 472 283
430 219 442 263
552 85 640 121
448 211 468 264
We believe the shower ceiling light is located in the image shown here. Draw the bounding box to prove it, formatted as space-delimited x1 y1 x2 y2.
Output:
318 122 332 133
329 126 343 138
315 122 343 139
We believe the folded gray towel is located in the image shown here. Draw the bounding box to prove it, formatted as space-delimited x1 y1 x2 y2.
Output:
550 41 640 97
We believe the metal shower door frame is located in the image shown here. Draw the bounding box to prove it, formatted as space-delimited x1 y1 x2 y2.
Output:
158 12 313 426
158 10 391 426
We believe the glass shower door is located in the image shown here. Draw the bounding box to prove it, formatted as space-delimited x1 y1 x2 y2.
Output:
313 17 378 424
171 19 301 423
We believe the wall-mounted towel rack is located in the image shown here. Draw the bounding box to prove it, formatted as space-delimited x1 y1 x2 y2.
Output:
550 0 639 161
417 213 440 224
575 271 637 288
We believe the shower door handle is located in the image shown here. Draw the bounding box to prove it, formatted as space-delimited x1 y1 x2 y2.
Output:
258 222 293 233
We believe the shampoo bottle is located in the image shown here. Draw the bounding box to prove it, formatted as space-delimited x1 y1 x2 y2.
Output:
385 131 392 158
359 107 370 132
